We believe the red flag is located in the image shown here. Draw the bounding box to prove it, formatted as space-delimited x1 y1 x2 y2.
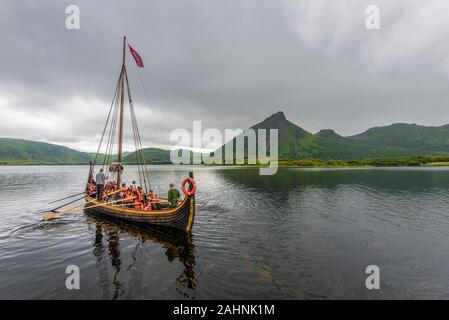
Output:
128 43 144 68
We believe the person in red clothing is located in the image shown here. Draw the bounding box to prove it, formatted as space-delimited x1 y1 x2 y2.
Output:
134 187 144 210
146 189 159 210
133 196 143 210
119 183 127 199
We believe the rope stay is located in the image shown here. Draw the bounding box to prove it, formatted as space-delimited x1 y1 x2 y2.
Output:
125 68 151 192
92 68 122 167
90 65 152 193
133 64 165 147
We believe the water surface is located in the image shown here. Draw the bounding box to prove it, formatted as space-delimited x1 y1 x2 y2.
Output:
1 165 449 299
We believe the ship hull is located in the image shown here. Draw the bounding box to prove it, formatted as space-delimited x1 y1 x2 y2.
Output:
84 194 195 232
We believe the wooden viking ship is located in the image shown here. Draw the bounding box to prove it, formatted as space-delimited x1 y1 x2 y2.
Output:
84 37 196 233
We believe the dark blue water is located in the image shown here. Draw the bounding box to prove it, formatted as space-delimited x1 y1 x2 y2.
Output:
1 165 449 299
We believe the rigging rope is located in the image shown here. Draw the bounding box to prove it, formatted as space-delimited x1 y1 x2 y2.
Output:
124 69 143 188
133 65 165 147
103 82 119 171
130 69 153 191
103 84 120 177
91 65 154 193
125 68 152 192
92 69 122 167
131 104 152 192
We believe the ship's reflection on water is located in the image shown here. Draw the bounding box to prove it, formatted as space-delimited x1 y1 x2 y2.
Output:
86 214 196 299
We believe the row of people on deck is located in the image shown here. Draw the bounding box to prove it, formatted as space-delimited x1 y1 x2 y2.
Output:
90 168 182 211
88 181 161 211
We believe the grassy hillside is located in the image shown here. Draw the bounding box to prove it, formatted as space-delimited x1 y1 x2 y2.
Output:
348 123 449 154
88 151 131 164
124 148 203 164
124 148 172 164
0 138 91 165
0 138 200 165
279 156 449 167
216 112 449 161
4 112 449 165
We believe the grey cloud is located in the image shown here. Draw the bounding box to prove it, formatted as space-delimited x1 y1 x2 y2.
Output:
1 0 449 151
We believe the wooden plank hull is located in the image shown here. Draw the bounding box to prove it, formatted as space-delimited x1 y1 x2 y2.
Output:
84 194 196 232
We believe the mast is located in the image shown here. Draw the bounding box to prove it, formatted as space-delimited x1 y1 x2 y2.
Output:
117 36 126 189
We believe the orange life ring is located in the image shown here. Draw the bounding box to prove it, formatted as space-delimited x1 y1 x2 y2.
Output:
182 177 197 196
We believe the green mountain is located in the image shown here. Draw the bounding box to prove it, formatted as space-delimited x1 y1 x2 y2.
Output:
88 151 131 164
124 148 171 164
124 148 203 164
89 149 171 165
4 112 449 165
0 138 91 165
217 111 449 161
0 138 200 165
348 123 449 154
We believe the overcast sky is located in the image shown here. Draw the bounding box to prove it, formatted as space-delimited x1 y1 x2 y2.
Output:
1 0 449 152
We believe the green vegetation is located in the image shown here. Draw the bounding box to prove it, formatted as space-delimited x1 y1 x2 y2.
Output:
0 138 91 165
349 123 449 152
0 138 201 165
209 156 449 168
124 148 171 164
124 148 203 164
278 156 449 167
4 112 449 166
216 111 449 161
88 151 131 164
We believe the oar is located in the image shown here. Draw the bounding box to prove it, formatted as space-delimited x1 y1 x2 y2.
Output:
57 197 136 214
47 191 87 204
44 189 122 213
52 191 130 213
42 196 136 221
42 192 96 213
59 196 136 216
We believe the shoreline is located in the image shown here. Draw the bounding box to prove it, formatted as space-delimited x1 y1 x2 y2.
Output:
3 163 449 168
3 156 449 168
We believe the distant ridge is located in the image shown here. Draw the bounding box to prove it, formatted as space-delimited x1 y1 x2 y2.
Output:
348 123 449 154
316 129 342 140
216 111 449 160
0 138 91 165
0 138 201 165
3 112 449 164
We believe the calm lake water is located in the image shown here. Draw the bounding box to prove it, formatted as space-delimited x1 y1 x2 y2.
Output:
1 165 449 299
